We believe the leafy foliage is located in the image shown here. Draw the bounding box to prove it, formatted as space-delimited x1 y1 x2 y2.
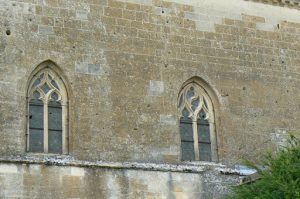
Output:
228 136 300 199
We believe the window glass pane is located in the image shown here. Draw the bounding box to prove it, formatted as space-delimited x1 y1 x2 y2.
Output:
197 123 210 143
48 130 62 154
29 129 44 152
181 141 195 161
32 77 41 88
199 143 212 161
48 101 62 131
51 80 59 90
41 83 51 94
191 97 199 111
29 101 43 129
198 110 210 143
48 101 62 153
186 86 195 99
50 92 59 101
32 91 41 99
180 118 195 160
180 118 193 142
198 110 208 125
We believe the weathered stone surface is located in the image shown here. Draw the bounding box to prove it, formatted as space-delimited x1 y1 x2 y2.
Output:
0 0 300 197
0 157 240 199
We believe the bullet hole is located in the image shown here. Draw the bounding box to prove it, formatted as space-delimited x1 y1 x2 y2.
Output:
72 46 76 49
12 3 16 6
168 51 171 54
29 115 32 119
147 104 151 107
281 60 285 64
277 24 280 29
287 90 289 93
29 18 32 22
275 100 278 103
96 113 99 115
164 63 168 68
162 10 164 14
166 20 169 24
242 86 246 90
133 127 138 130
272 58 275 61
6 30 11 35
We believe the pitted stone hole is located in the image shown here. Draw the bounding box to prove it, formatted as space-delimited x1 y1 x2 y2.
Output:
277 24 280 29
162 10 164 14
12 3 16 6
166 20 169 24
242 86 246 91
29 18 32 22
6 30 11 35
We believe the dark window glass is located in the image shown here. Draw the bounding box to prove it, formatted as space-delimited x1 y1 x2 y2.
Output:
29 99 44 153
48 101 62 153
180 117 195 161
51 80 59 90
29 129 44 152
197 109 211 161
48 130 62 153
199 143 212 161
41 83 51 94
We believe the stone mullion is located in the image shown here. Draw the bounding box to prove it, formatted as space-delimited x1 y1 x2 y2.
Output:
192 116 200 161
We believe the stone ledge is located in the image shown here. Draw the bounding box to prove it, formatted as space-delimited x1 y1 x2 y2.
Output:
0 155 244 175
245 0 300 9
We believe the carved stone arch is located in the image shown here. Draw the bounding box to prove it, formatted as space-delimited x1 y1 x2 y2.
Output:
26 60 71 99
178 76 219 162
26 60 70 154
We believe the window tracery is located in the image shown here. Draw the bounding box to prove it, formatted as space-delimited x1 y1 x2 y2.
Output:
27 67 68 154
178 82 216 161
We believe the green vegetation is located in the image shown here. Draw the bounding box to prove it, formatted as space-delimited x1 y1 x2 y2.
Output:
228 136 300 199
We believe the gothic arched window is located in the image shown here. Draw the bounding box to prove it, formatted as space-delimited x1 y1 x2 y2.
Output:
27 64 68 154
178 82 217 161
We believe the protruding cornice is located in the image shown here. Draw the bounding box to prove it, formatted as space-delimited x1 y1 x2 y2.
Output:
245 0 300 9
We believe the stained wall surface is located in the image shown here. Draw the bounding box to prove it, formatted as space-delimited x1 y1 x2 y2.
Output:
0 161 240 199
0 0 300 165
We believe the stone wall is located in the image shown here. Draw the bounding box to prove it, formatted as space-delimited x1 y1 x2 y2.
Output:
0 157 240 199
0 0 300 165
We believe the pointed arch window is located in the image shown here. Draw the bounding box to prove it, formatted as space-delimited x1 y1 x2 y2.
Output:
27 66 68 154
178 82 217 161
